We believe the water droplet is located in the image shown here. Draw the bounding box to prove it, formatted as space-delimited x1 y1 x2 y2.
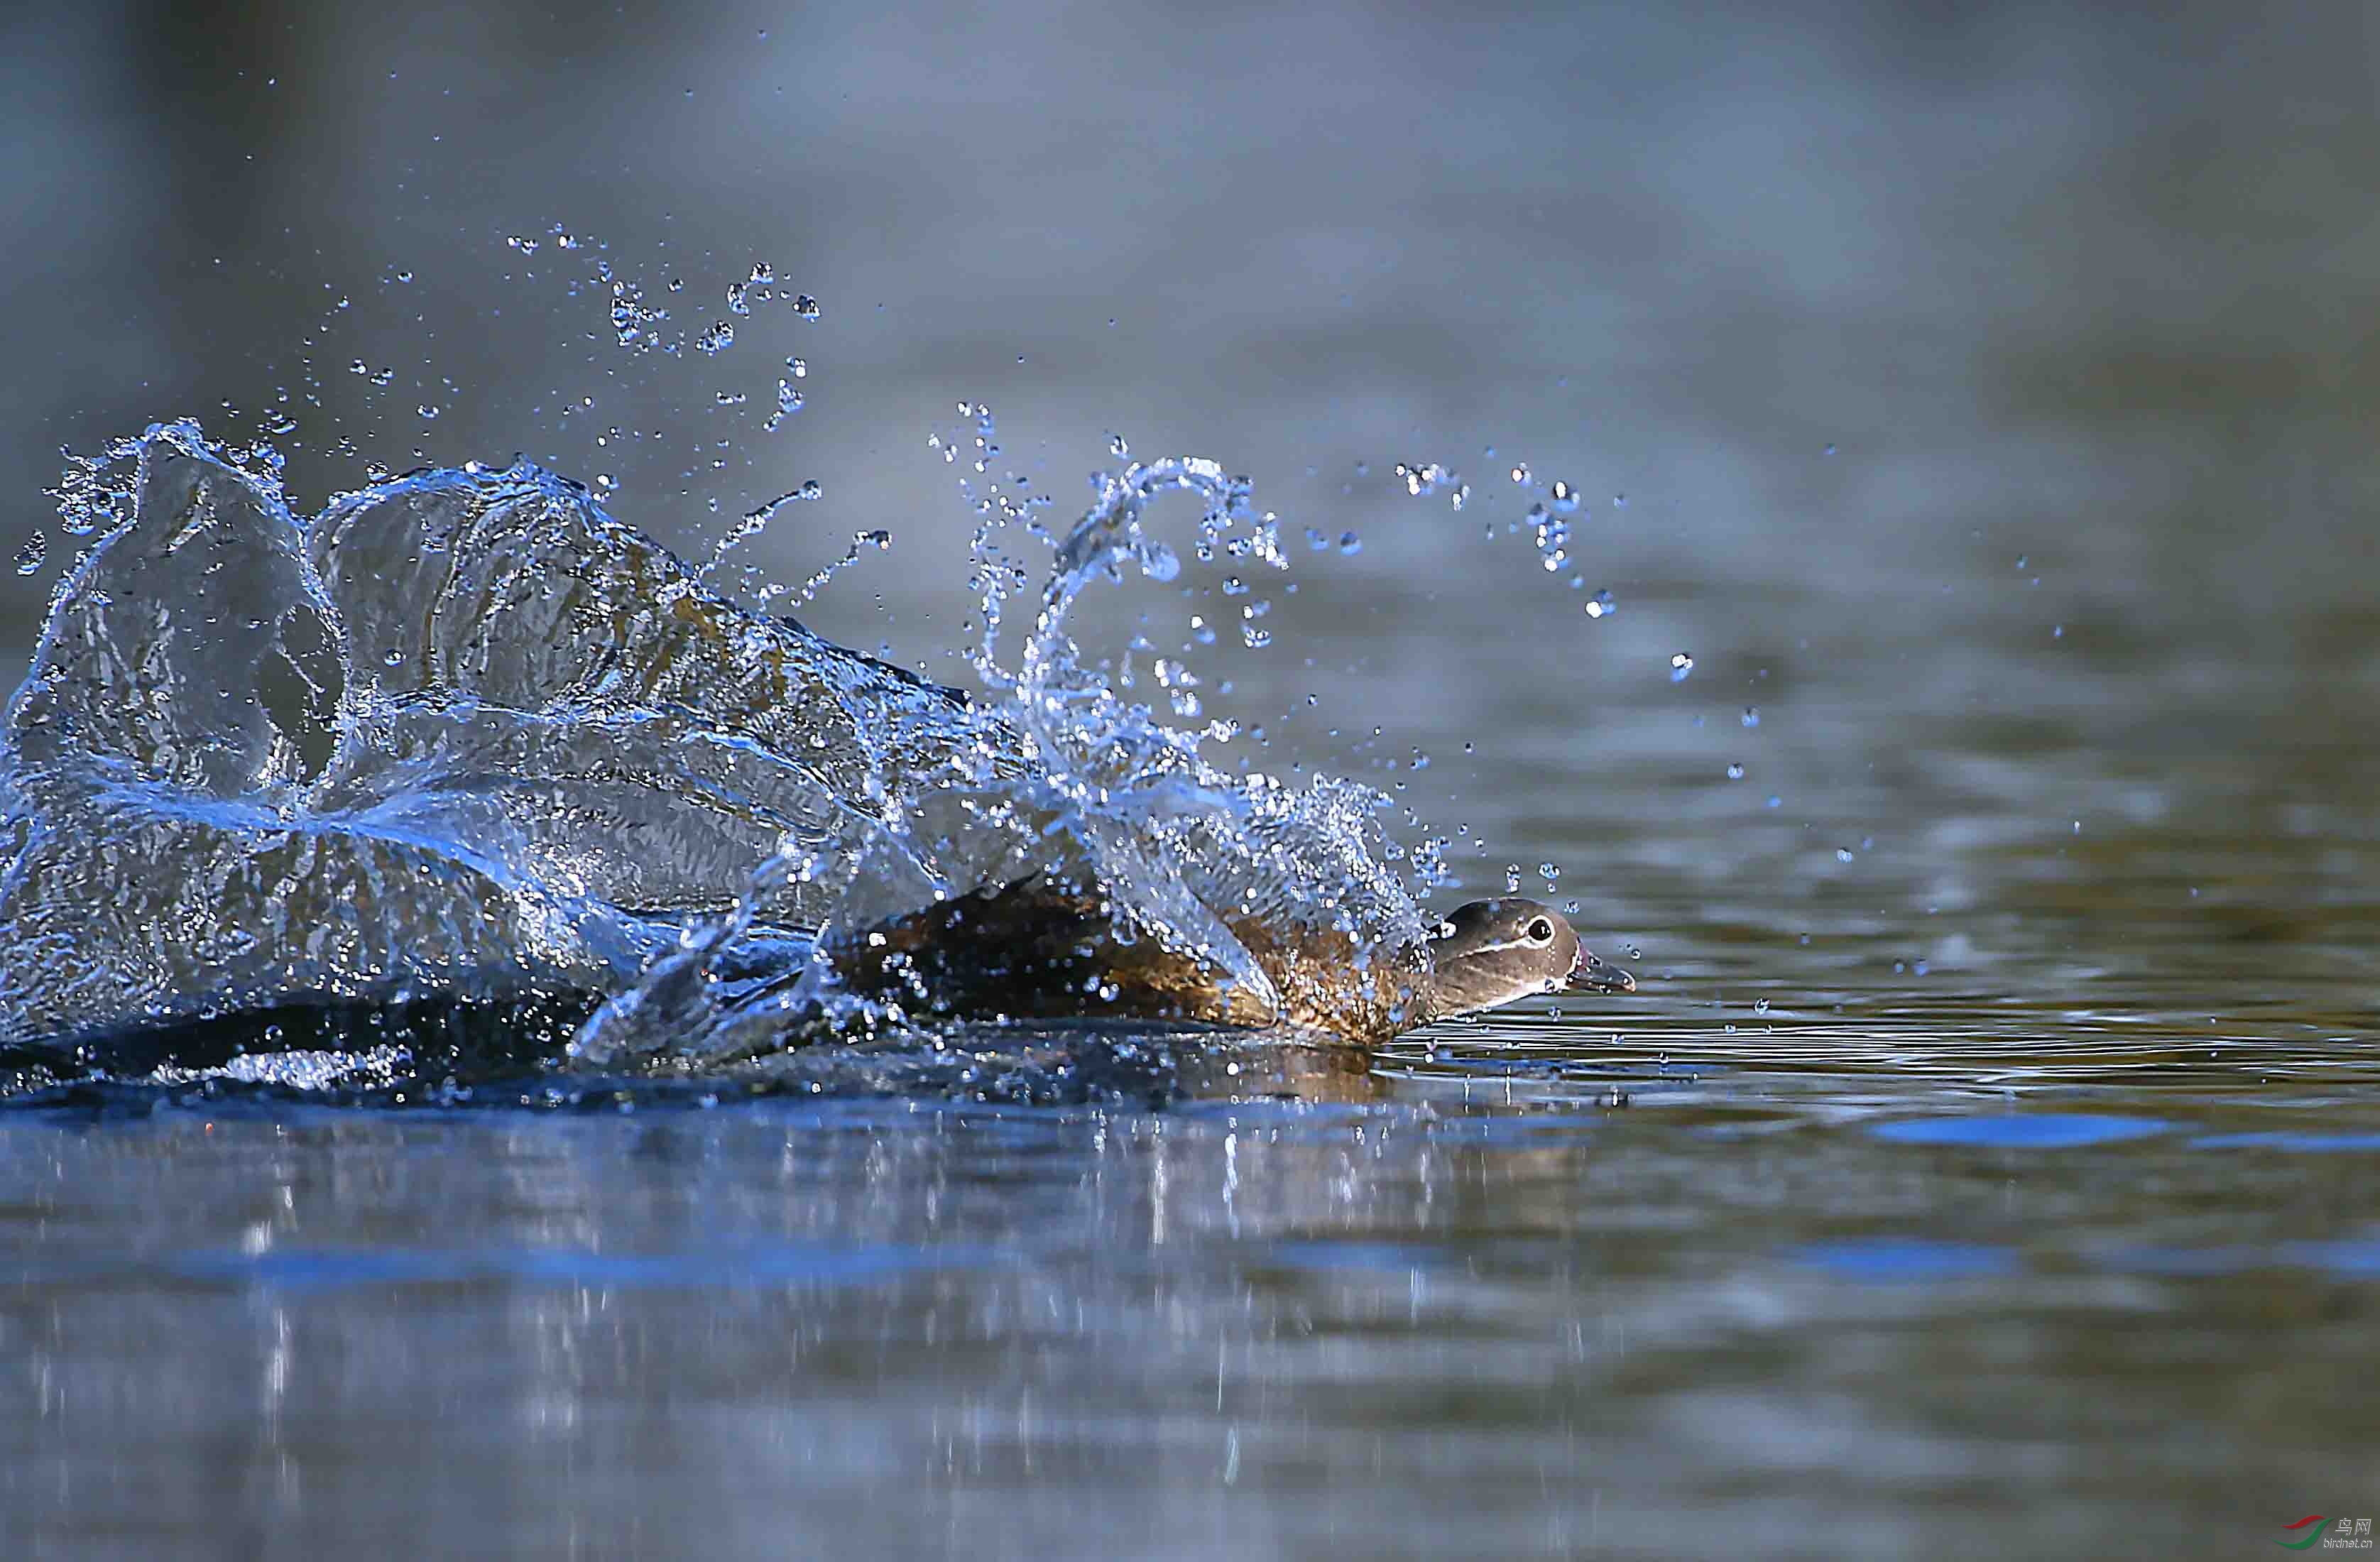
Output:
695 321 736 355
1337 531 1361 556
1835 847 1855 863
792 295 821 320
1753 998 1770 1014
1668 652 1694 682
786 356 807 378
13 532 46 574
1221 577 1248 596
1108 432 1130 457
1538 861 1559 885
1305 528 1328 551
1741 706 1760 728
416 403 440 420
506 234 539 254
854 528 890 548
383 648 405 667
1505 863 1523 893
1509 463 1532 486
1725 763 1745 780
1584 588 1617 619
1394 461 1453 497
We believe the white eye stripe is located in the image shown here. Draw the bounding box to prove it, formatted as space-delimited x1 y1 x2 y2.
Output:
1456 936 1546 956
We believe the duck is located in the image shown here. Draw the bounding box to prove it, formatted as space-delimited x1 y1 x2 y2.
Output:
821 878 1634 1045
0 887 1632 1094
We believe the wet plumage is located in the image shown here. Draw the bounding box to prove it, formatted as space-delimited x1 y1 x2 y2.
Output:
826 880 1632 1045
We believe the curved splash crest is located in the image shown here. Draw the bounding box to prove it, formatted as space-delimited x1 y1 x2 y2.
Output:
0 422 1424 1067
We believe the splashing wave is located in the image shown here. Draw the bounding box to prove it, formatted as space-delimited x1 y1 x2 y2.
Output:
0 422 1422 1078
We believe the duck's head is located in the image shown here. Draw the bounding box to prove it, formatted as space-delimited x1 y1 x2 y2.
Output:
1424 897 1634 1019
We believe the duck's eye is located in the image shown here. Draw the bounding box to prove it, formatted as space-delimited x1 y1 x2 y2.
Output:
1525 917 1554 943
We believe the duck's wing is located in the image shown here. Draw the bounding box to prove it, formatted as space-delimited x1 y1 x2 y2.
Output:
824 876 1265 1027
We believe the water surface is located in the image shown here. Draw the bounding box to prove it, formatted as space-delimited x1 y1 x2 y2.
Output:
7 1004 2376 1560
5 408 2379 1559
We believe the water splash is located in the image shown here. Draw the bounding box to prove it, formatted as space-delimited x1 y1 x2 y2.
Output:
765 378 804 430
699 481 825 588
783 525 889 610
0 418 1426 1069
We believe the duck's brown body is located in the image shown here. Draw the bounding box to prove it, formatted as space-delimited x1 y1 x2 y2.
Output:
823 878 1625 1044
826 880 1424 1042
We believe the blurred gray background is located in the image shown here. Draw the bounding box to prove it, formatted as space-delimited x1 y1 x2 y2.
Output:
4 0 2377 908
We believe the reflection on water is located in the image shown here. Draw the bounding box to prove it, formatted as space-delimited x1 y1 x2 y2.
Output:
4 1010 2376 1558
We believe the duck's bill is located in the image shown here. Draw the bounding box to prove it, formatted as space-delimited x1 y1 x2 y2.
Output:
1568 957 1636 994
